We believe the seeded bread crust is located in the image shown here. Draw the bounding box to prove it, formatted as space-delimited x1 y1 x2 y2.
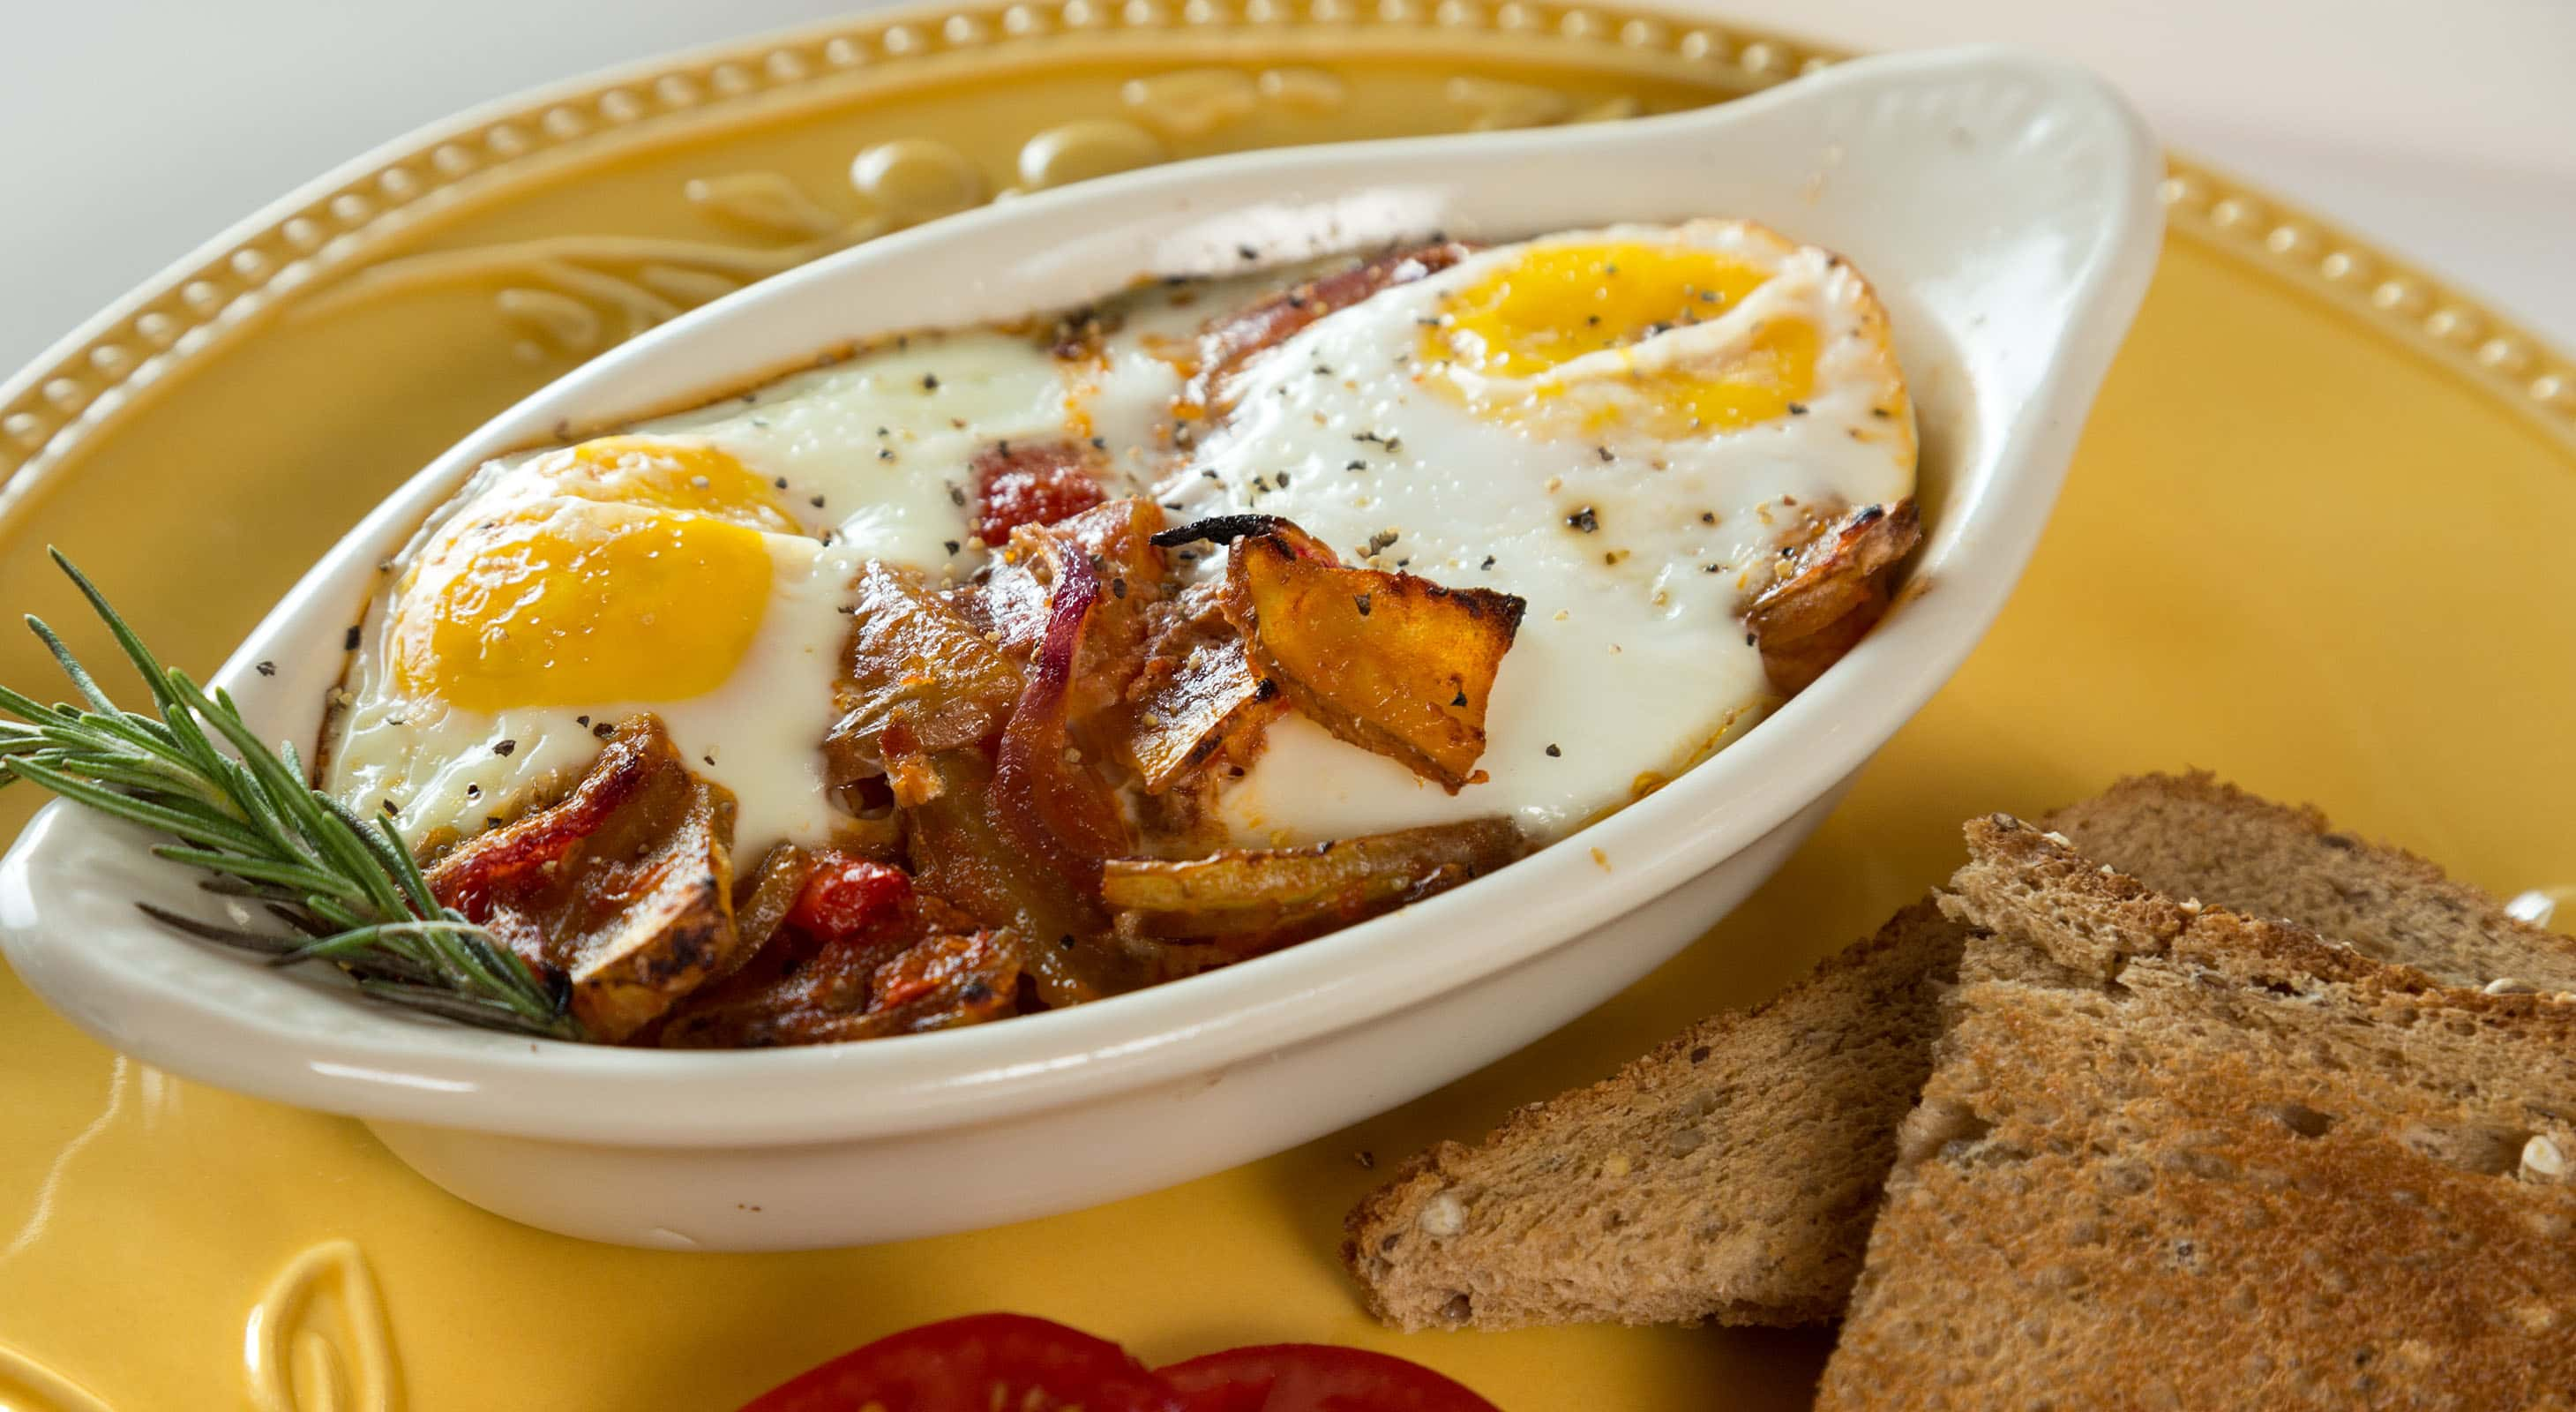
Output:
2045 770 2576 993
1818 817 2576 1412
1340 900 1972 1331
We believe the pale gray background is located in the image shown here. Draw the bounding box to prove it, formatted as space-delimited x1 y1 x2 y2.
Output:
4 0 2573 372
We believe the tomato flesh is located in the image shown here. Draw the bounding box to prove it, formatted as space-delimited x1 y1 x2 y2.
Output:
739 1313 1180 1412
786 853 914 943
1158 1345 1503 1412
971 439 1107 544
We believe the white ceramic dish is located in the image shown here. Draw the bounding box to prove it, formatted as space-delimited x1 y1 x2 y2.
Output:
0 45 2157 1251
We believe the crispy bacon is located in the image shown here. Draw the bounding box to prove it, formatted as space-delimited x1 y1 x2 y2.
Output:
969 439 1109 545
1182 241 1478 416
425 717 743 1042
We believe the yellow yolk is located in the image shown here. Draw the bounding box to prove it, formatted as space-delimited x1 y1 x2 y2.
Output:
1423 241 1820 437
518 437 802 534
392 500 775 710
1641 316 1818 435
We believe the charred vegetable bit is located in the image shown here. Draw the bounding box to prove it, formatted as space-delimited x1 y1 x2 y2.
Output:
661 848 1019 1048
1184 515 1524 792
427 717 744 1042
1748 499 1921 695
1104 818 1526 943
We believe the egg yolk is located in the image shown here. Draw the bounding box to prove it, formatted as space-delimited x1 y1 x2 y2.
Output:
393 501 774 710
1425 241 1817 435
519 437 801 534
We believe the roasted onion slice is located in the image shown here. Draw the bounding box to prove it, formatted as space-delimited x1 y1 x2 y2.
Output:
1102 817 1526 941
424 716 743 1043
991 534 1133 893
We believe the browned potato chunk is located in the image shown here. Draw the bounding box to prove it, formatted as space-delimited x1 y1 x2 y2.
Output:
1103 817 1526 939
827 562 1024 781
1115 578 1281 793
1747 499 1921 695
425 717 742 1043
1211 521 1525 792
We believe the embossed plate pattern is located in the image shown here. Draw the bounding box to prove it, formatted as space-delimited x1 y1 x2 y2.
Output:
2 3 2572 1408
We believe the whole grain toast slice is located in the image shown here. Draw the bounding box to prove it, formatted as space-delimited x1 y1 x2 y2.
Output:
1342 900 1973 1331
1343 774 2576 1334
2046 770 2576 993
1816 817 2576 1411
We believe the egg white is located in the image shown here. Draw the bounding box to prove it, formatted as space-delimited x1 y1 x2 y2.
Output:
1162 222 1916 845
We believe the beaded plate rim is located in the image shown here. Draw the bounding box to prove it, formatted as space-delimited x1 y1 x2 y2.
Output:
1 0 2568 531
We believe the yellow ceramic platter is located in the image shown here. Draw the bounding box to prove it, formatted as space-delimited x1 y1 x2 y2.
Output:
4 4 2574 1408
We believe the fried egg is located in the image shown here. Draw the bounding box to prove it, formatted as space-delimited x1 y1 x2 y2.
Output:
328 218 1911 866
1164 220 1916 845
326 324 1169 855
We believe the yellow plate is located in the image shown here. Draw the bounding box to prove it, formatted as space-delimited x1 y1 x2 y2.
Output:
4 4 2573 1408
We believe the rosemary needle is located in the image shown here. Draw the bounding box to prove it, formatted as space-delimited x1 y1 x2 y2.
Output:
0 550 581 1040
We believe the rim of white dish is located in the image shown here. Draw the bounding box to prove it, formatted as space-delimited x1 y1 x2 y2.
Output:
0 45 2160 1146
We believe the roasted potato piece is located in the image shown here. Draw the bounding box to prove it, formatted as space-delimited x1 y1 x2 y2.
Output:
1176 516 1524 792
1103 817 1526 940
426 717 742 1042
1116 578 1282 793
1747 499 1921 695
827 561 1025 780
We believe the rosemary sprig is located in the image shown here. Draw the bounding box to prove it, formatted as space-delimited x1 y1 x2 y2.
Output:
0 550 580 1040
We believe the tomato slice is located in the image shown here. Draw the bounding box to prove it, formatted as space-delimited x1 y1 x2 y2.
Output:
1157 1345 1504 1412
741 1313 1182 1412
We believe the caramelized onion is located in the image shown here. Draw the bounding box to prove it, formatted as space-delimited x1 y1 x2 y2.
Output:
991 538 1130 893
1102 817 1526 941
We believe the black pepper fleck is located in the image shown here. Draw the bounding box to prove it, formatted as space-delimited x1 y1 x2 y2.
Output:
493 739 518 756
1353 592 1373 617
342 625 362 651
1566 506 1599 533
1545 743 1561 757
920 373 940 391
255 660 276 677
944 540 961 555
